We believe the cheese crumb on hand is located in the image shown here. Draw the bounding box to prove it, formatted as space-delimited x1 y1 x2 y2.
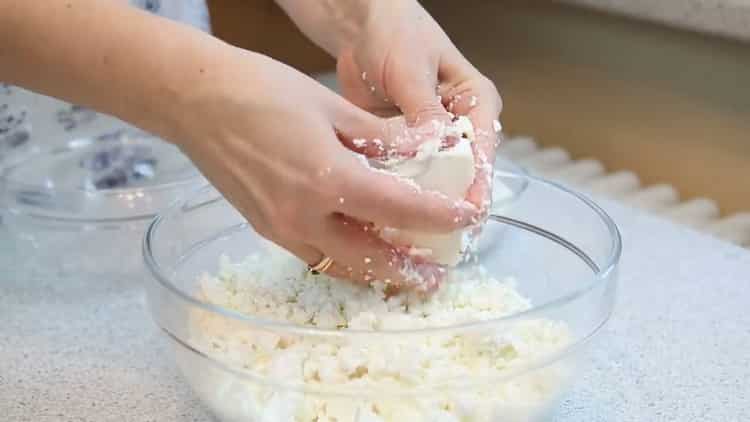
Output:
186 246 572 422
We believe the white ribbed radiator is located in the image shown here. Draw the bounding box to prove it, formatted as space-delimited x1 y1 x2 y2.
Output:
499 136 750 248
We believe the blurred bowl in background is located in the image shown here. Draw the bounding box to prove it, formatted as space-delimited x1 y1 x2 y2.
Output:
1 129 203 280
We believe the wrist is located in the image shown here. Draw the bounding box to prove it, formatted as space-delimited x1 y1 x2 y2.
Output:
276 0 398 57
128 32 240 149
163 45 272 151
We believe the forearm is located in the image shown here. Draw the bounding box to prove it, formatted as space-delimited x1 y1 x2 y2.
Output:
0 0 230 143
275 0 419 57
273 0 365 56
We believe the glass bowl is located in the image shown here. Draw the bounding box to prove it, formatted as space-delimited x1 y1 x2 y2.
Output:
477 157 529 256
143 171 620 422
1 129 204 280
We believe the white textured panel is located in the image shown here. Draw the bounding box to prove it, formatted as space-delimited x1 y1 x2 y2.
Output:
662 198 721 228
517 147 571 171
584 171 641 198
545 159 606 185
706 213 750 247
498 137 538 159
622 184 680 212
499 135 750 248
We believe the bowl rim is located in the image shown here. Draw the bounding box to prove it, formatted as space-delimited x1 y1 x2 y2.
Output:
143 170 622 337
1 129 204 223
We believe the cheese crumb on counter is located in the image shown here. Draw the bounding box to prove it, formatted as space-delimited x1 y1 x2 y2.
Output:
185 245 572 422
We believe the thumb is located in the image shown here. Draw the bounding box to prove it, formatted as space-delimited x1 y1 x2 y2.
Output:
332 102 428 160
386 61 451 128
331 62 453 159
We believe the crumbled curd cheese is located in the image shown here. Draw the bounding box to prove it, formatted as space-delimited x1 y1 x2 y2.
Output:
185 245 572 422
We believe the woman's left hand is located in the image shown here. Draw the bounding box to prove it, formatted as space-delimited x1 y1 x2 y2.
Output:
278 0 503 213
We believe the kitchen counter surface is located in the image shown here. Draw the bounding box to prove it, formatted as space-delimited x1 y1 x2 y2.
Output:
563 0 750 42
2 198 749 421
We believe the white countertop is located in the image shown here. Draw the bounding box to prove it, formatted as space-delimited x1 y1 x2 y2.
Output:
2 198 750 421
2 4 749 419
563 0 750 42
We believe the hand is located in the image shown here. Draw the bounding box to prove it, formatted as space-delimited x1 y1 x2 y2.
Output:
174 48 479 290
333 1 504 213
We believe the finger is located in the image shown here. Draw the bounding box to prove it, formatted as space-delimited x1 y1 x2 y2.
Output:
332 150 480 232
336 49 399 118
335 52 453 159
466 104 499 213
333 103 460 161
275 238 355 281
312 214 444 292
332 109 421 159
275 239 321 269
262 232 360 283
385 58 452 128
274 230 441 293
439 79 503 212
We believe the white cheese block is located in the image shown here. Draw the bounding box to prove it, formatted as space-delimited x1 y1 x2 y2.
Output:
380 226 472 266
392 137 476 200
379 117 477 266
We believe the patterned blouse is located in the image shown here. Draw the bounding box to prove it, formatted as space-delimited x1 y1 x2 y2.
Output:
0 1 210 156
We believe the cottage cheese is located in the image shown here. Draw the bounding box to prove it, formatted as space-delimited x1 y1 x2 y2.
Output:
185 245 572 422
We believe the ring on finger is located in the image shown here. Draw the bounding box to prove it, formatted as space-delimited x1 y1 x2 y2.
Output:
308 255 334 275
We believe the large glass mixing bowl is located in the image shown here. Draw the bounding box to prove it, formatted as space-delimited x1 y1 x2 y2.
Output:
144 171 620 422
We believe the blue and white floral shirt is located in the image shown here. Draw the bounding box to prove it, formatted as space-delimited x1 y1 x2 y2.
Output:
0 1 210 156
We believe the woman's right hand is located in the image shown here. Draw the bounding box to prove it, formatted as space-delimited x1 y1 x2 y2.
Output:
173 48 479 291
0 0 477 290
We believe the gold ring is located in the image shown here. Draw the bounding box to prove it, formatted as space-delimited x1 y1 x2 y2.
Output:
308 256 334 275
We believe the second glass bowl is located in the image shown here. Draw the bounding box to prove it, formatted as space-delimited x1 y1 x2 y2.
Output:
1 130 203 280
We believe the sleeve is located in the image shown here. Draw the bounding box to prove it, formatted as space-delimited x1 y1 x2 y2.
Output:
129 0 212 33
